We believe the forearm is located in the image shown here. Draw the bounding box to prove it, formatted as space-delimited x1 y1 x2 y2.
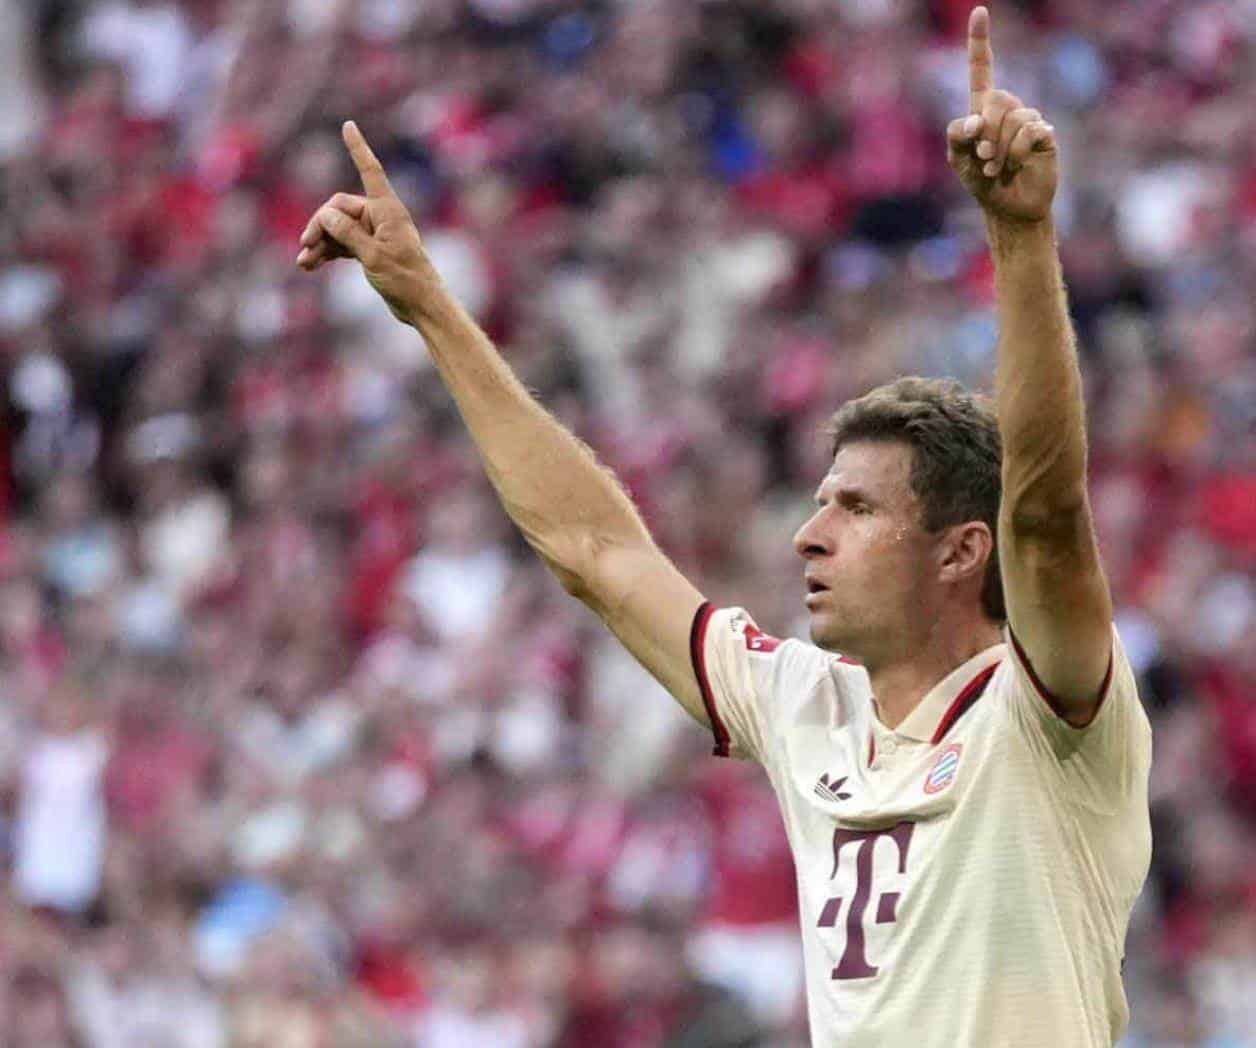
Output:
987 217 1088 527
405 281 654 588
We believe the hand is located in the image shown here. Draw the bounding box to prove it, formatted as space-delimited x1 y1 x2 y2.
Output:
296 121 436 324
947 7 1057 224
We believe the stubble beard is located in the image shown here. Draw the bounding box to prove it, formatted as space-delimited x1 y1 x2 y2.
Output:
809 606 858 657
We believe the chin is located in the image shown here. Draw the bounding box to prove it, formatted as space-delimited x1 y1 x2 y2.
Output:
807 612 847 653
808 608 871 662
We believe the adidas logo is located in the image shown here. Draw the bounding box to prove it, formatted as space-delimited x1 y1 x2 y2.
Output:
814 772 852 803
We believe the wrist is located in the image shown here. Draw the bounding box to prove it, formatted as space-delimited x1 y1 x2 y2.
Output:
984 213 1056 260
399 261 454 328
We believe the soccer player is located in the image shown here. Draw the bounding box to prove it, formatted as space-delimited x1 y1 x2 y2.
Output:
297 7 1151 1044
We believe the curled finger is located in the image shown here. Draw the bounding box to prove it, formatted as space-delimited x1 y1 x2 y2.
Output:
302 194 368 251
991 107 1041 176
300 213 324 248
316 206 374 261
328 192 368 219
978 90 1020 176
1006 121 1055 171
297 240 334 270
947 114 985 153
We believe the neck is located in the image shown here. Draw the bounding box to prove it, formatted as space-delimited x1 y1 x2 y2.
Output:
866 618 1003 731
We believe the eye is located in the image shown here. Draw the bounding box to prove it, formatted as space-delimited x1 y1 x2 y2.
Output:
848 502 870 516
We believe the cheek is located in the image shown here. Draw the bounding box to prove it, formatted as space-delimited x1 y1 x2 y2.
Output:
856 528 926 585
865 522 911 557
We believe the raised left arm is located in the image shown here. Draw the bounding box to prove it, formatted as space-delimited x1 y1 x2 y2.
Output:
987 218 1113 725
949 7 1112 726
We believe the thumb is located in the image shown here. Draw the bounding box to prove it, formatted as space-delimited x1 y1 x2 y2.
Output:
316 206 373 260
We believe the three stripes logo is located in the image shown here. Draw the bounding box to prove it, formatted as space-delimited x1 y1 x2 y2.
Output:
814 772 852 804
923 743 963 795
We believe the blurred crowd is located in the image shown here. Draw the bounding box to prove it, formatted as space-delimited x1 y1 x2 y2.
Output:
0 0 1253 1045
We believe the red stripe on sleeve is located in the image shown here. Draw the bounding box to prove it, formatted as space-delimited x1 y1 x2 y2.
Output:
689 601 732 758
1008 626 1115 730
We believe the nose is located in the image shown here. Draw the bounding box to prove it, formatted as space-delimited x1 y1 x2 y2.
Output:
793 509 832 560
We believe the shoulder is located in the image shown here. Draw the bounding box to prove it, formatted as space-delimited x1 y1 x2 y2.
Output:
699 603 864 713
695 604 869 763
717 607 856 671
991 623 1152 806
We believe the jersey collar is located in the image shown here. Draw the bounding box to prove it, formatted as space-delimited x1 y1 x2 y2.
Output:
883 643 1005 743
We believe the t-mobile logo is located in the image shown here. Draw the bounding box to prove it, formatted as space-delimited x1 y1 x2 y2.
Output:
817 820 915 980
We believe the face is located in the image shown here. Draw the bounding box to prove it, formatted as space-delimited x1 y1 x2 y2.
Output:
793 441 941 663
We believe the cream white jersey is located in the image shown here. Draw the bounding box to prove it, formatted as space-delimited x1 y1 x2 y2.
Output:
688 603 1152 1048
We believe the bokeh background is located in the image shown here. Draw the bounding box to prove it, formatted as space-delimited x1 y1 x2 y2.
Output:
0 0 1252 1045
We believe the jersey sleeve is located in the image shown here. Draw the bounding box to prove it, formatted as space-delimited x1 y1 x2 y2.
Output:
688 601 825 765
1001 622 1152 806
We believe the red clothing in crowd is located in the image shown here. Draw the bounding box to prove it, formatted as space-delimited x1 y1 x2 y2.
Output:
691 763 798 929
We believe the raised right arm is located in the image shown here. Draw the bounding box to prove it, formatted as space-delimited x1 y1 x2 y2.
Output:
297 122 710 727
402 271 710 723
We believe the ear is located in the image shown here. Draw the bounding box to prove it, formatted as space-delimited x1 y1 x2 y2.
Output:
936 521 993 587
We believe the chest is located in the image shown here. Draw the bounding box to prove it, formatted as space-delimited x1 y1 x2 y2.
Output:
771 693 1053 853
770 705 1068 982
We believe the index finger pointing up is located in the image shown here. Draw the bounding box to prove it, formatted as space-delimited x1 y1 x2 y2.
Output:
343 120 394 199
968 6 994 112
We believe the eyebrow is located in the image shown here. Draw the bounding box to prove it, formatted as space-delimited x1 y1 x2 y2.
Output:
814 486 874 508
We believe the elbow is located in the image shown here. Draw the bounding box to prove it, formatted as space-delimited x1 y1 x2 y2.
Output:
1004 494 1089 541
526 529 598 599
547 557 591 599
1001 443 1090 539
530 528 628 605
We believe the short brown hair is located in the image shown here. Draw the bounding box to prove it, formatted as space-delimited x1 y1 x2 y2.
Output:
826 376 1005 622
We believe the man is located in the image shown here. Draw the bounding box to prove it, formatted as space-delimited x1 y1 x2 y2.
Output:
297 7 1151 1045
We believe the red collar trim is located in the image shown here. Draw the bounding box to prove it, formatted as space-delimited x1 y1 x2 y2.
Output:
930 662 1000 744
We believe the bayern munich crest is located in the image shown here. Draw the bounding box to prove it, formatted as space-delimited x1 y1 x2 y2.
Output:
923 743 963 795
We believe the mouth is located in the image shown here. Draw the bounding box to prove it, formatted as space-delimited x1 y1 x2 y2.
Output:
804 578 829 606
